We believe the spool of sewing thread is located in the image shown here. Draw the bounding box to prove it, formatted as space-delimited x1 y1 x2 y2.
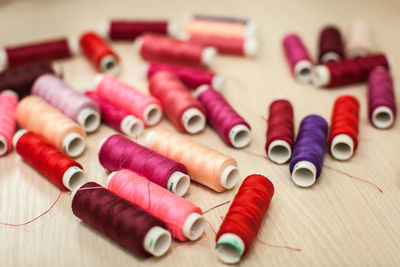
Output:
329 95 359 161
94 74 162 126
318 26 344 63
149 71 206 134
0 61 61 99
32 74 101 133
215 174 274 264
0 90 18 156
183 19 255 39
13 130 85 190
101 19 179 40
99 134 190 196
107 170 205 241
84 91 144 138
0 37 78 70
368 68 397 129
16 96 86 157
145 62 224 90
346 20 373 58
290 115 328 187
145 129 239 192
313 54 389 87
136 33 217 69
71 182 172 257
265 96 294 164
282 33 313 83
191 14 255 29
80 32 120 75
194 85 251 148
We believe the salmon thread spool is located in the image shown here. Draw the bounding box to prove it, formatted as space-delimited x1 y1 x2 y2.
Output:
0 90 18 156
145 129 239 192
16 95 86 157
183 19 255 39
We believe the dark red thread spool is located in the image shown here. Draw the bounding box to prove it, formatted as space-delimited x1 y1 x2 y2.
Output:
318 26 344 63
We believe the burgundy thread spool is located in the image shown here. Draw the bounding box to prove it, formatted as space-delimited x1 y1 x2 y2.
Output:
318 26 344 63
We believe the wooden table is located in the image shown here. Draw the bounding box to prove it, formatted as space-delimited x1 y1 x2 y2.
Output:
0 0 399 266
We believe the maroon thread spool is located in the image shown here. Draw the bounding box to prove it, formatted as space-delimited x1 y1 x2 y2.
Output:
318 26 344 63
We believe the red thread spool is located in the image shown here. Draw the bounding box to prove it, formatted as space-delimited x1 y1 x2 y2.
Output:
80 32 120 75
215 174 274 264
318 26 344 63
137 33 217 69
313 54 389 87
13 130 86 190
149 71 206 134
329 95 360 161
265 96 294 164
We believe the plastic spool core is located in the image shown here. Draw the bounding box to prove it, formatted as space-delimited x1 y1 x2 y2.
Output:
182 108 206 134
244 38 259 57
0 48 6 71
0 135 7 156
216 233 245 264
220 165 239 190
63 132 85 157
120 115 144 138
182 213 205 241
212 74 225 91
349 49 367 59
291 160 317 187
62 166 86 191
143 104 162 126
100 55 120 76
330 134 354 161
78 108 101 133
167 171 190 196
268 140 292 164
201 47 217 67
167 21 180 37
144 130 156 147
294 60 313 84
67 37 80 56
229 124 251 148
321 52 340 63
98 20 110 38
143 226 172 257
312 65 330 87
372 106 394 129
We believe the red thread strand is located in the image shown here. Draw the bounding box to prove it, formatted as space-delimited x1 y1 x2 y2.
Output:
109 20 168 41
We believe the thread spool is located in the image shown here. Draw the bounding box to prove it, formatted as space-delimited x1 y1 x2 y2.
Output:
195 85 251 148
145 62 225 91
137 33 217 68
313 54 389 87
107 170 205 241
145 129 239 192
265 96 294 164
191 14 255 28
282 33 313 83
71 182 172 257
149 71 206 134
99 134 190 196
368 68 397 129
32 74 100 133
0 37 78 69
318 26 344 63
329 95 360 161
94 74 162 126
346 20 373 58
80 32 120 75
0 90 18 156
290 115 328 187
16 95 86 157
215 174 274 264
183 19 254 39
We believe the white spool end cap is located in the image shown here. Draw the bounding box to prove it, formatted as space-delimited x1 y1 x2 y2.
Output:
229 124 251 148
133 37 143 54
294 60 313 84
143 104 162 126
201 47 217 67
216 233 245 264
312 65 330 87
106 171 117 187
0 48 6 71
167 21 180 37
98 137 109 154
182 212 205 241
120 115 144 138
193 84 210 98
77 108 101 133
0 135 8 156
63 132 86 157
143 226 172 257
212 74 225 91
52 62 64 78
244 38 259 57
321 52 341 63
220 165 239 190
12 129 28 147
372 106 394 129
268 140 292 164
62 166 86 191
273 94 289 101
245 20 258 36
67 37 80 56
144 130 156 147
140 62 150 78
330 134 354 161
167 171 190 196
2 89 18 99
182 108 206 134
93 74 104 88
349 49 367 59
98 20 110 38
100 55 120 76
291 160 317 187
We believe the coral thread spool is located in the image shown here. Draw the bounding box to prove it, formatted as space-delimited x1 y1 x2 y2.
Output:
318 26 344 63
215 174 274 264
194 85 251 148
107 170 205 241
0 90 18 156
368 68 397 129
71 182 172 257
282 33 313 83
149 71 206 134
329 95 359 161
80 32 120 75
32 74 101 133
346 20 373 58
13 130 86 190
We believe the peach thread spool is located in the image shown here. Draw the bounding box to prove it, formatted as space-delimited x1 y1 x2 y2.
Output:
0 90 18 156
183 19 253 39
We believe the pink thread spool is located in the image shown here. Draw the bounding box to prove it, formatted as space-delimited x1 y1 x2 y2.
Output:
94 74 162 126
32 74 101 133
346 20 373 58
107 170 205 241
0 90 18 156
283 33 313 84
